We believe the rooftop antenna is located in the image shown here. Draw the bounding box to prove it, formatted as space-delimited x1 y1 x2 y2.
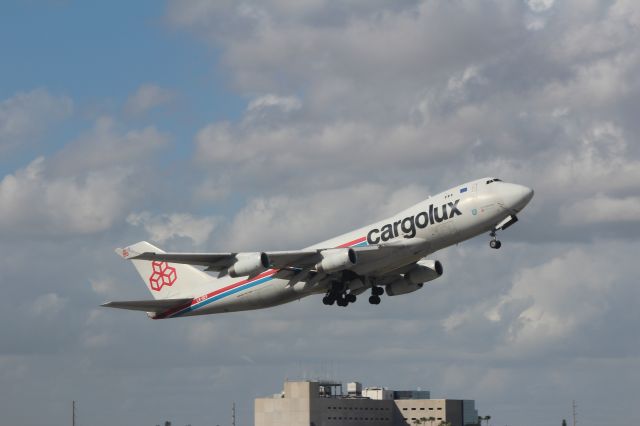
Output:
232 402 236 426
72 400 76 426
572 400 577 426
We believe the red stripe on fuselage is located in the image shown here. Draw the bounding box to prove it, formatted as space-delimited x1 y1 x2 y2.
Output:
338 236 366 248
155 269 279 319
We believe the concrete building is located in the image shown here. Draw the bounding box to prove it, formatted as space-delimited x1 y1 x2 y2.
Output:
255 379 478 426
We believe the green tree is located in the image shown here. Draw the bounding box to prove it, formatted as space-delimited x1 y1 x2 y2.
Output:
562 420 567 426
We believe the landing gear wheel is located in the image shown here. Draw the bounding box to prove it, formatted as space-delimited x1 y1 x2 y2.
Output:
372 286 384 296
368 295 381 305
489 239 502 249
322 296 335 305
337 297 348 307
347 293 357 303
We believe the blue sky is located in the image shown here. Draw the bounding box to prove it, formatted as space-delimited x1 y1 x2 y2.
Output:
1 1 639 425
0 1 243 170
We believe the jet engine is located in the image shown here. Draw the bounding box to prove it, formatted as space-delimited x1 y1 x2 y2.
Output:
385 278 423 296
228 252 270 277
315 248 358 273
405 259 443 285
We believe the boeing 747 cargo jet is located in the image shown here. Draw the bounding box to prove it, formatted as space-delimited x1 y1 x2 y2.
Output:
104 178 533 319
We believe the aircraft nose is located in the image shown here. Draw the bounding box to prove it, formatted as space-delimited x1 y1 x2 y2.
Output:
502 183 534 212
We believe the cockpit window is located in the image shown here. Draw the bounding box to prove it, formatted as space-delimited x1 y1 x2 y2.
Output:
486 178 502 184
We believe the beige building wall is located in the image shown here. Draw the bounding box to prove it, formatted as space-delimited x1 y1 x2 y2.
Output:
255 381 315 426
394 399 447 425
255 380 474 426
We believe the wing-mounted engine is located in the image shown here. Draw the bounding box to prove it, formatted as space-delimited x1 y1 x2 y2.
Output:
385 259 443 296
385 278 423 296
405 259 443 285
315 248 358 273
228 252 271 277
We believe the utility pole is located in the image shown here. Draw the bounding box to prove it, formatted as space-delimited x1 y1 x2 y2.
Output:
572 400 577 426
72 400 76 426
232 402 236 426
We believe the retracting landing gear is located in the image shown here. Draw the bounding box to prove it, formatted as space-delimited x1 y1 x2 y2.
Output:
323 281 357 307
368 286 383 305
489 230 502 249
489 214 519 249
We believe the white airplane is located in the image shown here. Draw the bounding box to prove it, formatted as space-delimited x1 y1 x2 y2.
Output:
103 178 533 319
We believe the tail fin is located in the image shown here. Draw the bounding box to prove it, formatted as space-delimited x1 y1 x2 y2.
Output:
116 241 213 300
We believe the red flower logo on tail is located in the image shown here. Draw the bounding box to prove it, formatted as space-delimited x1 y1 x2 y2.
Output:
149 261 177 291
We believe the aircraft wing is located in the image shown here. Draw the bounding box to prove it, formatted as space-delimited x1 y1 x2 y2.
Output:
128 245 387 272
101 298 193 312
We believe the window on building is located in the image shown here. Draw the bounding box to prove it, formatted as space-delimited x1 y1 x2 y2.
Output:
437 407 442 410
420 407 425 410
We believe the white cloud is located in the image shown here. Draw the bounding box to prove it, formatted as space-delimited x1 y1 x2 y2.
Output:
29 293 66 318
52 116 169 174
124 84 176 116
247 94 301 113
0 116 169 236
526 0 555 13
222 183 426 250
0 157 131 235
0 89 73 154
561 195 640 225
126 211 219 246
89 277 118 295
442 243 639 359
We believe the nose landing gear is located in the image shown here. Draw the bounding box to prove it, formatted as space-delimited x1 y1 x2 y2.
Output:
489 230 502 249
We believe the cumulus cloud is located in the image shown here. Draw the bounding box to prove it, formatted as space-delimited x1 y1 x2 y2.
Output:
247 94 301 113
561 195 640 225
222 183 426 250
124 84 176 116
0 116 170 236
52 116 169 174
0 157 130 235
126 211 219 246
0 89 72 154
29 293 66 318
526 0 555 13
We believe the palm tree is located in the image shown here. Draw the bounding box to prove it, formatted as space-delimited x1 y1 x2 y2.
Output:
412 418 422 426
428 416 437 426
420 417 428 426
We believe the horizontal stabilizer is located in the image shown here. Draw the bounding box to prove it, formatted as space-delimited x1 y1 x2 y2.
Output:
101 298 192 313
